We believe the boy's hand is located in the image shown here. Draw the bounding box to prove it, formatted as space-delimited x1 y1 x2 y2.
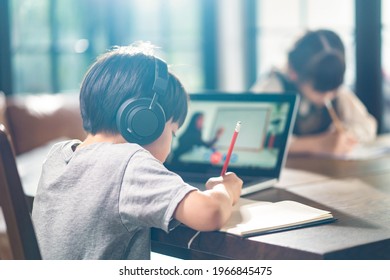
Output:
215 127 225 139
205 172 242 205
319 130 358 156
175 172 243 231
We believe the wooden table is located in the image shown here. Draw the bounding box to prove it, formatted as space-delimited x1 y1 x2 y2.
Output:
152 153 390 259
2 139 390 259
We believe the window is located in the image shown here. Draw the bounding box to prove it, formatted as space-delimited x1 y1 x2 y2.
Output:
125 0 203 92
11 0 51 93
10 0 203 94
382 0 390 130
256 0 355 86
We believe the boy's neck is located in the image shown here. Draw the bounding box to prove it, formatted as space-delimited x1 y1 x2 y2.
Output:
78 133 127 149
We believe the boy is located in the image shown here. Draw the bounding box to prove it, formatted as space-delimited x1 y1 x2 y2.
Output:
251 29 377 156
32 44 242 260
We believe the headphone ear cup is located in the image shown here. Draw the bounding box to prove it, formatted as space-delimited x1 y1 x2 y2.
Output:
116 98 166 145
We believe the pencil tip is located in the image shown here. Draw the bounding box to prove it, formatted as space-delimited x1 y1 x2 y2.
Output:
235 121 241 132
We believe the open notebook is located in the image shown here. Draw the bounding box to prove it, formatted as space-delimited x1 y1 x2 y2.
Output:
220 198 335 237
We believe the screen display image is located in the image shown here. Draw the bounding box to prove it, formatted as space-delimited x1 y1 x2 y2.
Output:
167 99 291 170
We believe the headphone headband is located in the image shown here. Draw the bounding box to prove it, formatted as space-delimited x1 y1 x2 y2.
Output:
152 58 169 96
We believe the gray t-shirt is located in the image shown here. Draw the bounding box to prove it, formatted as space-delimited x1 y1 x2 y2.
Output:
32 140 196 260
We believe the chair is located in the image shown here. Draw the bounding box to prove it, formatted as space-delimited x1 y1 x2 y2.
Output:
0 124 41 259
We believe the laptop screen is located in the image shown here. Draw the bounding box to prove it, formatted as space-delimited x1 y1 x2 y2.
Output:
165 93 298 178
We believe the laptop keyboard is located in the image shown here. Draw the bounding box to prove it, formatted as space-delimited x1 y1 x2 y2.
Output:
179 172 271 186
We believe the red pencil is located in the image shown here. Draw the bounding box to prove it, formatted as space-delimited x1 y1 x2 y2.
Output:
221 121 241 176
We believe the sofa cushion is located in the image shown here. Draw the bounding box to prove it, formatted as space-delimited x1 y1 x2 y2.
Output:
6 93 86 155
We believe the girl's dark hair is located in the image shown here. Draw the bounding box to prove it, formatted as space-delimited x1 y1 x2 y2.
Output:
79 43 188 135
288 29 346 92
187 112 203 130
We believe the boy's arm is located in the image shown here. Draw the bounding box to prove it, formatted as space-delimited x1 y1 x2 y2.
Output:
173 173 242 231
336 88 377 143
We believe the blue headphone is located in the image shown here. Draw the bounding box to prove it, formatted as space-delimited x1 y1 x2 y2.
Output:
116 58 169 145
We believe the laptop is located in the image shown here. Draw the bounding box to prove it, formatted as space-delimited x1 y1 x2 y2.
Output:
165 92 299 196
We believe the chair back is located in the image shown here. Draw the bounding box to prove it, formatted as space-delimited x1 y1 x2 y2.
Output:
0 124 41 259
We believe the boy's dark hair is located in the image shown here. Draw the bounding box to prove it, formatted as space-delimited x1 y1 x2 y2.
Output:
79 43 188 135
288 29 346 93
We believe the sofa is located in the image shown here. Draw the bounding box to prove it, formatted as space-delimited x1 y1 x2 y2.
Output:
0 91 86 259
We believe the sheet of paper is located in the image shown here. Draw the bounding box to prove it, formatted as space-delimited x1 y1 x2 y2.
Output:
341 144 390 160
328 143 390 160
276 168 329 188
